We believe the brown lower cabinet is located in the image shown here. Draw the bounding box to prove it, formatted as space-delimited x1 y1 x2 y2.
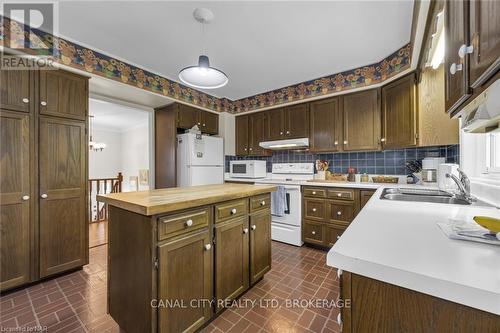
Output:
339 271 500 332
0 68 88 292
107 193 272 333
302 186 374 248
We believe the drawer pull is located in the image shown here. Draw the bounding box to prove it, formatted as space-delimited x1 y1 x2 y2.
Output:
40 193 48 199
334 141 338 145
337 235 341 239
337 211 342 216
251 225 256 231
312 191 316 195
260 200 266 206
40 101 47 106
185 219 193 227
311 231 316 235
204 244 211 251
312 208 317 212
337 268 343 278
22 195 30 201
243 228 249 234
230 208 237 215
337 193 342 197
22 98 29 103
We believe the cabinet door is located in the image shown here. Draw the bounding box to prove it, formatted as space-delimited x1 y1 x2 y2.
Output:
360 190 375 209
248 112 268 156
200 111 219 135
39 117 87 277
235 115 249 156
469 0 500 88
325 225 345 247
343 89 381 151
158 229 212 333
310 98 342 152
0 70 31 113
382 74 418 149
249 210 271 285
445 0 471 113
285 103 309 138
265 108 285 140
39 70 87 121
215 217 249 311
0 110 31 291
177 104 200 129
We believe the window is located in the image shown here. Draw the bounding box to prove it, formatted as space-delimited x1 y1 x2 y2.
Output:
486 132 500 173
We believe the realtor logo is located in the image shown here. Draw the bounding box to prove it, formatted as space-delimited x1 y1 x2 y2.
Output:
1 2 57 69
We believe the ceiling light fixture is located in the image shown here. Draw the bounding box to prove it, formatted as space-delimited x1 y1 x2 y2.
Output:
178 8 228 89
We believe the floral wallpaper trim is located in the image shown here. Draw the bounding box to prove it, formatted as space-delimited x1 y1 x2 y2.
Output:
1 16 411 114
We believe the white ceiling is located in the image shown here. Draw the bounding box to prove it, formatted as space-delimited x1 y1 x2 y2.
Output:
58 1 414 100
89 98 150 132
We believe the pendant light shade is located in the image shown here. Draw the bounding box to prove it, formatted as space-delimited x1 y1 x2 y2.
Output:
179 55 228 89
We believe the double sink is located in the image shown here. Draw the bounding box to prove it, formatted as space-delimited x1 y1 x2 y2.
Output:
380 188 493 207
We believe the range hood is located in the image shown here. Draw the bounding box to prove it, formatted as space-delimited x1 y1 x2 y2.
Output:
461 79 500 133
259 137 309 150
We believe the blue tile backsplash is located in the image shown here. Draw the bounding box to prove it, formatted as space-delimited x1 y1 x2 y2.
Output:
225 145 460 175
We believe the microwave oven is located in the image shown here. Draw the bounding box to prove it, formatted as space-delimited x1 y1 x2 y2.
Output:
229 160 267 178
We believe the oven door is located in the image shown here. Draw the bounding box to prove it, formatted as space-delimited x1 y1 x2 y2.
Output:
270 185 301 226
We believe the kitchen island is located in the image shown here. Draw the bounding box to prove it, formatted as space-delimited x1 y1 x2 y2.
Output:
327 186 500 332
98 183 276 333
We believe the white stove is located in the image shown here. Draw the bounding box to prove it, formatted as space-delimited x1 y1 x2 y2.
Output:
255 163 314 246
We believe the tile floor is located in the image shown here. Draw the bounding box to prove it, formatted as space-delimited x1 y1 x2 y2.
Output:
0 242 340 333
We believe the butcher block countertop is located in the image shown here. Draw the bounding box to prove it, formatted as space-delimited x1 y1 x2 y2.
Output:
97 183 277 216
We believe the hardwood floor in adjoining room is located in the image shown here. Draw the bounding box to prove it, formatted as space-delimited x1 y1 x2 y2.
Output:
89 221 108 248
0 242 340 333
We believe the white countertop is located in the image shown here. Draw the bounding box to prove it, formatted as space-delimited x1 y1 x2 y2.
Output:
327 185 500 315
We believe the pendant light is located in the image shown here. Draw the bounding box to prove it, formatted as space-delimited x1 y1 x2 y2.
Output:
178 8 228 89
88 115 106 152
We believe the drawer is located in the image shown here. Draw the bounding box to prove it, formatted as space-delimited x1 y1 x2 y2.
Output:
303 221 325 245
250 194 270 213
325 225 345 247
327 201 355 226
327 188 355 201
303 187 327 198
215 199 248 223
303 198 326 221
158 208 210 241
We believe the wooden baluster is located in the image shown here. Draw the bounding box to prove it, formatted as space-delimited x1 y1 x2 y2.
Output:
118 172 123 192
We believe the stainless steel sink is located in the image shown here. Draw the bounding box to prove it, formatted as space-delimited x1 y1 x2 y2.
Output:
380 188 493 207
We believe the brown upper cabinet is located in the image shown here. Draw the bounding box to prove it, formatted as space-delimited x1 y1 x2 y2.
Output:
0 70 31 113
235 115 249 155
176 103 219 135
382 73 418 149
444 0 499 114
309 97 342 152
39 70 88 121
468 0 500 88
343 89 381 151
265 104 309 140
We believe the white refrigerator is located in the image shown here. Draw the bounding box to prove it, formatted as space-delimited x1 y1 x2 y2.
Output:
176 133 224 187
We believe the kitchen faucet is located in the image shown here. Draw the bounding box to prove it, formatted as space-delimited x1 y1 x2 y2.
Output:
446 169 473 203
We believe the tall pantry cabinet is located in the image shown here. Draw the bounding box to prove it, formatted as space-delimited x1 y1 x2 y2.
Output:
0 68 89 291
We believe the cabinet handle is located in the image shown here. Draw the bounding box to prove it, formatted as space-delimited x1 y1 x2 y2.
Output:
337 193 342 197
334 141 338 145
311 231 316 235
337 235 341 240
40 101 47 106
260 200 266 206
185 219 193 227
312 191 316 195
343 140 348 145
203 123 206 127
40 193 48 199
337 211 342 216
244 148 247 151
251 225 256 230
280 131 283 135
22 98 29 103
380 138 386 143
22 195 30 201
230 208 237 215
204 244 211 251
197 122 201 125
312 208 317 212
243 228 249 234
449 63 463 75
249 148 253 151
337 268 343 278
458 44 474 59
286 131 290 135
337 313 342 326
